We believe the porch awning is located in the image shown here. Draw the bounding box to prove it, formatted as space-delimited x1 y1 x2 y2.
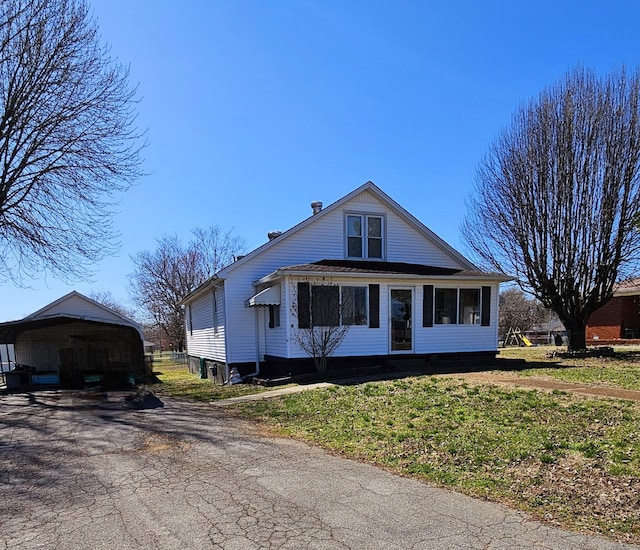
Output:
245 284 281 307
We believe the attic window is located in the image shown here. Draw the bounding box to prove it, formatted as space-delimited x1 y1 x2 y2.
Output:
346 214 384 260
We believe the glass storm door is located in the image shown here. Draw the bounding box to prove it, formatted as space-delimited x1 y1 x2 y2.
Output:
390 288 412 352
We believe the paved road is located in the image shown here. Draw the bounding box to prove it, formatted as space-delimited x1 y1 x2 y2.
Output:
1 390 637 550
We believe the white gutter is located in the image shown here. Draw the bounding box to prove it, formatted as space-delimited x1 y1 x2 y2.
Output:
256 270 512 285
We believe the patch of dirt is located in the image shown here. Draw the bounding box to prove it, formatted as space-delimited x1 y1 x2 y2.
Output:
504 454 640 542
455 372 640 401
137 433 189 454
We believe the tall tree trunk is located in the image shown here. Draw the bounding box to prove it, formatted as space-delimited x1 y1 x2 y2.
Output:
564 320 587 351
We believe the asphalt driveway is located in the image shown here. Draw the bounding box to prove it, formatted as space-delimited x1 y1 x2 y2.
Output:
1 390 637 550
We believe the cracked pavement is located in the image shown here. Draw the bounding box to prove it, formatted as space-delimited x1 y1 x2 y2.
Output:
1 390 637 549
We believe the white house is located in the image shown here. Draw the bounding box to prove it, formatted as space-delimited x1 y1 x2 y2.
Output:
180 182 509 382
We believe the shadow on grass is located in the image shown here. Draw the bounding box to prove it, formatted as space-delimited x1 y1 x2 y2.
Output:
286 348 640 387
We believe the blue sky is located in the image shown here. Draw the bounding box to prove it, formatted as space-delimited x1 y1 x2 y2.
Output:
2 0 640 321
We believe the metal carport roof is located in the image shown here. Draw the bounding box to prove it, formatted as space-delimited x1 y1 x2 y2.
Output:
0 316 140 344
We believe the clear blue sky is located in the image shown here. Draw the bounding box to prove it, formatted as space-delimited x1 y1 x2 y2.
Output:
2 0 639 321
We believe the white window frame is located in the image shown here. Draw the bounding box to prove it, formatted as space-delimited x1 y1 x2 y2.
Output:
345 213 385 260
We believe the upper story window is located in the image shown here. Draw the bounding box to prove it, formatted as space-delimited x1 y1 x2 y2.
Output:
346 214 384 259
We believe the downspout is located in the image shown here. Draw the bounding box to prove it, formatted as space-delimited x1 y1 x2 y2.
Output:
243 305 261 381
222 283 231 385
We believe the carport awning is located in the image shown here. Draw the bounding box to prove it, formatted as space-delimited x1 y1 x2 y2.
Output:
0 316 141 343
245 285 281 307
0 317 75 343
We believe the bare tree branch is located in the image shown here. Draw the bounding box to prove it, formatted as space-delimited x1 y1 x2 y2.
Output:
88 289 137 321
498 288 551 337
0 0 144 283
128 226 246 349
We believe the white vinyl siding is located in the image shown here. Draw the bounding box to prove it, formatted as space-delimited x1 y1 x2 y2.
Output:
287 279 500 358
415 282 500 353
185 287 226 362
30 293 134 325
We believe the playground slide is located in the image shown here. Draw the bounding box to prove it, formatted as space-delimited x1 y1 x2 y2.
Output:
519 334 533 347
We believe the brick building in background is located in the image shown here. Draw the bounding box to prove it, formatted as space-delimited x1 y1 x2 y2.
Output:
587 279 640 343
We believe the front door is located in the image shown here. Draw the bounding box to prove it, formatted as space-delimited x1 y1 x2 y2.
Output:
390 288 412 352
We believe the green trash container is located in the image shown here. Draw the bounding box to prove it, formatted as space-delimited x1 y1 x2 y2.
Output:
199 357 207 379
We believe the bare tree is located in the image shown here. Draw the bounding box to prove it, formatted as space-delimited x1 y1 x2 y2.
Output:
128 226 245 349
463 67 640 351
499 288 550 338
190 226 247 280
291 280 354 376
88 290 137 321
0 0 144 284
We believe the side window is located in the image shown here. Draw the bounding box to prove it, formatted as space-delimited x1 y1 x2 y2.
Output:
341 286 367 325
433 288 483 325
311 285 340 326
268 304 280 328
459 289 481 324
212 291 218 333
434 288 458 324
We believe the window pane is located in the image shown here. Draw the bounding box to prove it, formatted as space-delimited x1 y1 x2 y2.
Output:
347 215 362 237
312 285 339 326
459 289 480 324
342 286 367 325
269 305 280 328
435 288 458 324
368 216 382 238
368 237 382 258
348 236 363 257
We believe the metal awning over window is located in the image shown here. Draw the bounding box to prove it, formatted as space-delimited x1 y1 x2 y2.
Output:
245 284 281 307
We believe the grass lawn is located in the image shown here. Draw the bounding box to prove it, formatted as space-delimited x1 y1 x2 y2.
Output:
151 356 280 402
499 345 640 390
225 352 640 543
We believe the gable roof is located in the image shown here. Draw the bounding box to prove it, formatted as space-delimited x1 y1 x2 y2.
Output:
181 182 492 305
219 181 477 277
0 290 143 339
26 291 136 323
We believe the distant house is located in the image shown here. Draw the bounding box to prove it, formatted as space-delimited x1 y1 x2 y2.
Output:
0 291 147 388
180 182 510 382
587 279 640 342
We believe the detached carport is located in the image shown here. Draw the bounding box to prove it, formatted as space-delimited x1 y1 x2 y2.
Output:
0 291 147 389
